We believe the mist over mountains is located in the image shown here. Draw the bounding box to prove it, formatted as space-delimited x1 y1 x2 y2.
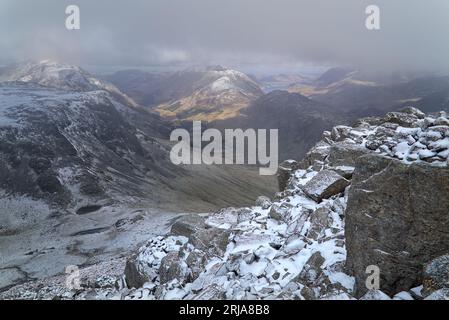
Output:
105 64 449 160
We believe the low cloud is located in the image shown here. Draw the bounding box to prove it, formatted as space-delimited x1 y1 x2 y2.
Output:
1 0 448 73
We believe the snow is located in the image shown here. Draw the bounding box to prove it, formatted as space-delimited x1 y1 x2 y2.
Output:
360 290 391 300
210 77 236 92
113 167 354 300
418 149 436 159
394 141 411 159
410 285 423 297
430 137 449 150
393 291 414 300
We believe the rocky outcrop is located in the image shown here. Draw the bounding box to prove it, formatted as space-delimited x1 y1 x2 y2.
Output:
115 162 352 300
346 154 449 296
116 107 446 301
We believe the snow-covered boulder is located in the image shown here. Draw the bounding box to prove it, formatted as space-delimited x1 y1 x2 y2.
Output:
302 170 350 202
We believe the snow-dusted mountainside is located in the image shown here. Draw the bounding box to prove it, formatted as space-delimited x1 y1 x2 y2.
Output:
0 60 138 107
154 66 263 121
0 62 273 216
0 61 181 211
3 107 449 300
0 62 279 292
288 67 449 119
0 83 174 215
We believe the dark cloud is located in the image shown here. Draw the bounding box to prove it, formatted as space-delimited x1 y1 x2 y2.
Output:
1 0 448 72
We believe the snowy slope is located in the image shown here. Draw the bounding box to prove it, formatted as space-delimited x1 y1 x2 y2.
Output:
0 60 138 107
154 66 263 121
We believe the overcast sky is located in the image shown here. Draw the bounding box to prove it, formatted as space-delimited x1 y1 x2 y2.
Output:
1 0 448 73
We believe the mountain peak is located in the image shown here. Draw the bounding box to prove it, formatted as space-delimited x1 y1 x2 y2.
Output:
0 60 96 91
154 66 263 121
0 60 138 107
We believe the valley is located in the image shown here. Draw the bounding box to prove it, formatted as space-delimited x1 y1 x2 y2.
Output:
1 59 449 298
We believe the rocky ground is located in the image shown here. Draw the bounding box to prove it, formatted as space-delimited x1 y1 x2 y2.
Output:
2 107 449 300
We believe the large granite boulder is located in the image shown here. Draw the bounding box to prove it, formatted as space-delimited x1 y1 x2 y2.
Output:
345 153 449 297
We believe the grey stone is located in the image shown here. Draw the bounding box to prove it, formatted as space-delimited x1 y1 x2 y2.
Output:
384 112 419 128
434 117 449 126
359 290 391 300
277 160 299 191
345 154 449 297
124 255 149 289
268 203 293 222
159 252 187 285
170 215 206 238
302 170 350 202
328 165 355 179
327 142 369 167
189 228 231 257
190 284 226 300
399 106 426 119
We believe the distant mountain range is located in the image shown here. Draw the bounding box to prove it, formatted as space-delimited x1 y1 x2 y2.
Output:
0 61 277 218
289 67 449 117
107 65 449 161
107 66 263 122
